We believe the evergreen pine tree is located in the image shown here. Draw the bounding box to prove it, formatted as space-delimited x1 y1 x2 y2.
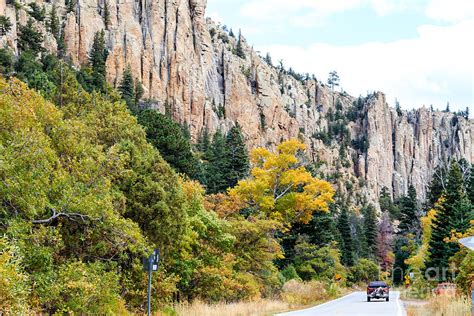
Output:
236 30 245 59
28 3 46 22
397 185 420 237
278 208 338 268
428 162 472 273
224 123 249 188
353 215 368 259
392 235 409 284
264 52 272 66
306 210 338 247
362 204 378 258
379 186 400 220
181 122 191 141
119 66 135 111
137 109 199 179
66 0 77 14
134 79 144 106
392 185 421 283
467 164 474 204
103 0 111 30
57 26 66 58
48 4 60 40
0 48 14 75
18 19 44 56
426 165 446 209
197 127 210 153
89 30 108 91
204 130 228 194
338 208 355 266
0 15 13 36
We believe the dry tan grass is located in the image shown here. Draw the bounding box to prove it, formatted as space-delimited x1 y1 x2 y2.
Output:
405 296 471 316
281 280 328 306
162 280 345 316
172 299 290 316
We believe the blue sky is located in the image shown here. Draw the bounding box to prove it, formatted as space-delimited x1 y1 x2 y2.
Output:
207 0 473 115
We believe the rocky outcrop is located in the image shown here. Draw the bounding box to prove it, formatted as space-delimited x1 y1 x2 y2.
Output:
0 0 472 205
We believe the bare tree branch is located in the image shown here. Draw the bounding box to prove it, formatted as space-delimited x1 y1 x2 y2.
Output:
274 184 293 201
32 208 95 224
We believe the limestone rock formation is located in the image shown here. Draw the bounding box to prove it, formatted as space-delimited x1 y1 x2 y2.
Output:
0 0 472 205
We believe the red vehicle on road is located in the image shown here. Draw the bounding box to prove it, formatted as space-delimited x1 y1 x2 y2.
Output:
367 281 390 302
433 282 456 296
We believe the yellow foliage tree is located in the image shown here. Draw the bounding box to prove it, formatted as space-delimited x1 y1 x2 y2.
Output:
404 197 441 298
229 139 334 225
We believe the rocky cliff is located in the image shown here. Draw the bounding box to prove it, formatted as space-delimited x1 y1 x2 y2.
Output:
1 0 472 205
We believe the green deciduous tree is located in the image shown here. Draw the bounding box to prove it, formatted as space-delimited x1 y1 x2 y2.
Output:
348 259 379 284
292 237 345 283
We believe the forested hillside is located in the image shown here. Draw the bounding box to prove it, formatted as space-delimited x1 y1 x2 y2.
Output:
0 0 472 206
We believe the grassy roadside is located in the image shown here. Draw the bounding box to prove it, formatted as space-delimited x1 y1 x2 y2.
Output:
404 296 471 316
161 280 352 316
400 289 471 316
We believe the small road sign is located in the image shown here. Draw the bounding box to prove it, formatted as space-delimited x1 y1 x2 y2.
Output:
459 236 474 250
143 248 160 316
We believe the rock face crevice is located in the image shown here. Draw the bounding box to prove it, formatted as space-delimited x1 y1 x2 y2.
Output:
0 0 472 205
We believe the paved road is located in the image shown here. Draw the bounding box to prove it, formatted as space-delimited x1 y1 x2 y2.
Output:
276 291 406 316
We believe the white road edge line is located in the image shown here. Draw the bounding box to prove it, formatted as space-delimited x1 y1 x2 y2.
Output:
275 291 358 315
396 291 406 316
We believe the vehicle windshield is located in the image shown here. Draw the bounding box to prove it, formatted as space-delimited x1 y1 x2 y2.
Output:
368 281 387 288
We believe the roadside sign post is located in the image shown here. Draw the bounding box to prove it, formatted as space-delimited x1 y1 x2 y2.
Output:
458 237 473 314
143 248 160 316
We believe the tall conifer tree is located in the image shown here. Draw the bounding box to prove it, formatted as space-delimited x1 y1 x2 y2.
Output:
428 162 472 273
338 208 355 266
89 30 108 91
204 130 228 194
363 204 378 258
224 124 249 188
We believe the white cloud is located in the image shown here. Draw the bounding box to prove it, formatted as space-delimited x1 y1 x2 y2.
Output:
369 0 424 15
425 0 474 22
240 0 362 18
257 19 474 111
238 0 428 26
207 11 224 24
239 0 364 27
